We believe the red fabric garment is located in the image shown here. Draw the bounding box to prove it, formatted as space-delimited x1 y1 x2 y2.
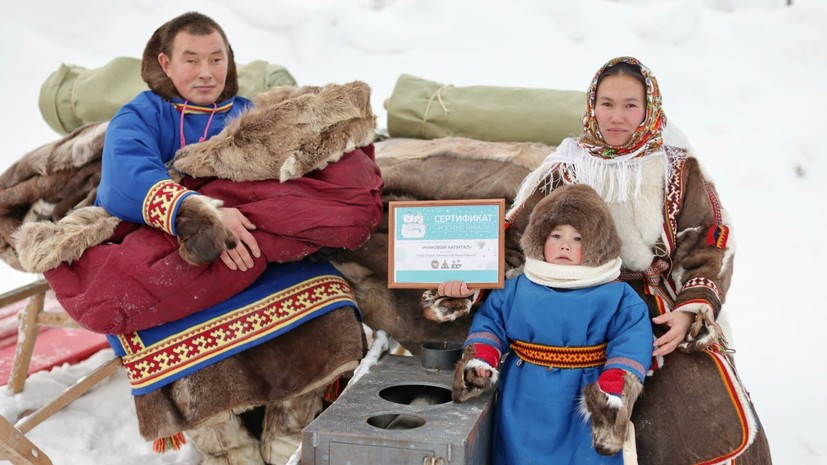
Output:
44 145 383 334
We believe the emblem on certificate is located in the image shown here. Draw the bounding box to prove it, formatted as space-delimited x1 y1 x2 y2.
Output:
388 199 505 289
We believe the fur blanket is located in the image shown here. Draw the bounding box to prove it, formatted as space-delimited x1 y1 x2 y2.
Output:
0 122 106 271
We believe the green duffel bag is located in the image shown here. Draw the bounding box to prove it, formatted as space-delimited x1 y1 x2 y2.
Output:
386 74 585 146
39 57 297 135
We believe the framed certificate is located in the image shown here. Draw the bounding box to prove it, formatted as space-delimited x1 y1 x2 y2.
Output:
388 199 505 289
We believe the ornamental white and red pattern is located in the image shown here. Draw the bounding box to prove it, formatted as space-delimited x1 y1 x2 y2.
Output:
118 275 355 390
142 180 191 235
682 276 722 302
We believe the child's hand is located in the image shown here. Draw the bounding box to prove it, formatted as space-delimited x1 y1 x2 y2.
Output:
438 280 475 298
474 367 492 378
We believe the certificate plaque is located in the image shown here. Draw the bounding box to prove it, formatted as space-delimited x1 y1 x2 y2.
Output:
388 199 505 289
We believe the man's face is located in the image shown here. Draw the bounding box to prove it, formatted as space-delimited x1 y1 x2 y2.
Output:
158 30 228 105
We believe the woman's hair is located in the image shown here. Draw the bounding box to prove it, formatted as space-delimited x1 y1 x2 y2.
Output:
596 61 646 92
141 11 239 101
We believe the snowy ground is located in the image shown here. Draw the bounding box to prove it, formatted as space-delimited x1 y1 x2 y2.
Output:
1 0 825 464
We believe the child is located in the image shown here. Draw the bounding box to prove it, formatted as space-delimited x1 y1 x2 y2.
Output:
452 184 653 464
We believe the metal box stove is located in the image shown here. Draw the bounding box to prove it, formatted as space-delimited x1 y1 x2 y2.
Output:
301 354 495 465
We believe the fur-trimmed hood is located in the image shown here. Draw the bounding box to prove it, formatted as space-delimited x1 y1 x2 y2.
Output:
520 184 620 267
140 15 239 102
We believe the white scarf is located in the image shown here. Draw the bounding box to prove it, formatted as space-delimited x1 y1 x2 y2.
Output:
523 256 622 289
509 123 692 217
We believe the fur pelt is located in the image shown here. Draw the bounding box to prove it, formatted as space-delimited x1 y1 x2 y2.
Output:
186 411 264 465
375 136 552 171
0 122 106 271
171 81 376 183
520 184 621 266
581 371 644 456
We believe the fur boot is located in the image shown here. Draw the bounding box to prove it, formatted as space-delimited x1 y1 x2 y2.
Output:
259 388 325 465
581 370 644 456
186 411 265 465
174 195 237 266
451 345 498 403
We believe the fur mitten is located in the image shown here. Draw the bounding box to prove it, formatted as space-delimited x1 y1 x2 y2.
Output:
452 345 498 403
175 195 237 266
12 206 120 273
581 369 644 456
675 302 719 353
420 289 478 322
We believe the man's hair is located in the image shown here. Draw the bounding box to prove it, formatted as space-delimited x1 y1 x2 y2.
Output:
141 11 239 101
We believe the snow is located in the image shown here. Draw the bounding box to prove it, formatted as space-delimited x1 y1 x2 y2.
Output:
1 0 825 463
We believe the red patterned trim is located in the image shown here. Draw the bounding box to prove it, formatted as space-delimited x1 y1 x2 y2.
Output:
142 180 191 235
695 350 751 465
118 333 145 355
120 275 355 390
510 340 607 369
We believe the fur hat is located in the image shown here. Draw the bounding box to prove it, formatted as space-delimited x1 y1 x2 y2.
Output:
141 12 239 102
520 184 621 266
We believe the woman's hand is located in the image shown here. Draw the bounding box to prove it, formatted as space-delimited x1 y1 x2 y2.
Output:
437 280 475 298
651 311 693 356
219 207 261 271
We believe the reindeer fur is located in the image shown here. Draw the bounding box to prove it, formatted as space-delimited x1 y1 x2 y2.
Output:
171 81 376 183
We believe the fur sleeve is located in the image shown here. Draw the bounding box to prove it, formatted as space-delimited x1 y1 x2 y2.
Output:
670 157 734 320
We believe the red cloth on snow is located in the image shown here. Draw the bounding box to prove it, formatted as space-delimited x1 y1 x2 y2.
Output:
44 145 383 334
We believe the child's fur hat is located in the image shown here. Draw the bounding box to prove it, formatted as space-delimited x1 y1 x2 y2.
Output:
520 184 621 266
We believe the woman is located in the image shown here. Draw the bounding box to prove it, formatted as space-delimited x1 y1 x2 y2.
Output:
441 56 770 464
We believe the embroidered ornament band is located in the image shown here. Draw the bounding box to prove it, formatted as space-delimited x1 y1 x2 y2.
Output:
510 340 607 369
107 260 359 395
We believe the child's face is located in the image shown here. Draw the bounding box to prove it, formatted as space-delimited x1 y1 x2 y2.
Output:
543 224 584 266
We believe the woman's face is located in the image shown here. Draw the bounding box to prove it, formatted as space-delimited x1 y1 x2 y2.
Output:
594 74 646 147
158 30 228 105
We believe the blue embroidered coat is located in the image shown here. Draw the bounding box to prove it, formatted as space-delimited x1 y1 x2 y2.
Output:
465 275 653 465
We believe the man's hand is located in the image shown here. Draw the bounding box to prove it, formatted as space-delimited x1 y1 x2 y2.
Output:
651 311 693 356
218 207 261 271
